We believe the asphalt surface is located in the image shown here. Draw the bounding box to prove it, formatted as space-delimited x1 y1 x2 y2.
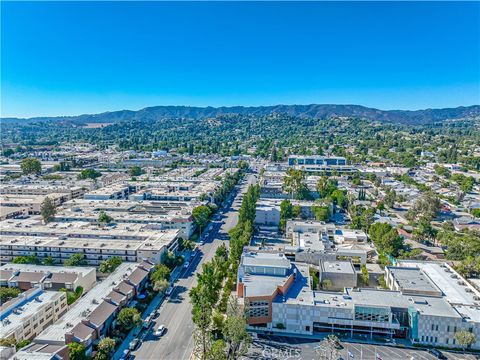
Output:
246 335 479 360
131 173 257 360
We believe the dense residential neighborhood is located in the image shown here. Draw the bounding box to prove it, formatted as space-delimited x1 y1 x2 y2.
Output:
1 2 480 359
0 134 479 360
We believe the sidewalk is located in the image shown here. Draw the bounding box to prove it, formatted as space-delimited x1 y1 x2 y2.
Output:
113 265 184 360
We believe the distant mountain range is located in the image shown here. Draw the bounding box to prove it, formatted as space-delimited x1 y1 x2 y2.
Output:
3 104 479 125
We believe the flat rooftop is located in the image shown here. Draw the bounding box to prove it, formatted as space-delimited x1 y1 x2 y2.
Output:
321 261 356 275
312 288 462 318
387 266 442 296
397 261 480 306
0 288 64 336
242 251 291 269
0 263 95 278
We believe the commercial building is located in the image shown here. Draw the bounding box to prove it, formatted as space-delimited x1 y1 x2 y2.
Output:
237 250 480 350
284 220 370 265
288 155 354 173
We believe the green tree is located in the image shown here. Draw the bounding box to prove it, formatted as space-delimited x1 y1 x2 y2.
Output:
192 205 212 235
67 342 88 360
15 339 31 350
384 188 397 208
117 308 142 331
153 278 170 293
78 168 102 180
20 158 42 175
455 330 476 351
331 189 347 208
279 199 293 231
283 169 307 199
129 166 143 177
40 197 56 223
406 192 440 223
151 264 171 282
208 339 227 360
312 206 330 222
369 223 404 257
2 148 14 157
292 205 302 218
64 253 87 266
361 265 369 286
98 210 113 224
0 287 20 303
316 176 338 199
223 298 251 360
12 255 40 264
98 256 122 273
42 256 56 265
95 337 116 360
192 290 214 360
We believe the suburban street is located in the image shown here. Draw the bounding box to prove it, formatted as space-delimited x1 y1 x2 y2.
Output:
131 173 257 360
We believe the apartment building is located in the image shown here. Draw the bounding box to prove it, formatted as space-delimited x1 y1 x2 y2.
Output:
0 219 179 265
0 185 85 200
237 250 480 350
0 264 96 292
83 184 130 200
54 199 196 238
0 287 68 342
24 262 152 356
0 194 69 215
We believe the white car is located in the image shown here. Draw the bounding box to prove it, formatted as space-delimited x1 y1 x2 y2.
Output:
155 325 166 337
165 286 173 296
183 261 190 269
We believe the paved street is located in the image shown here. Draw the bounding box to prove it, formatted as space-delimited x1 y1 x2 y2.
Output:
131 173 257 360
246 335 479 360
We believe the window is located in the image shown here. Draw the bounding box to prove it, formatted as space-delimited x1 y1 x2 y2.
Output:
306 326 310 331
446 339 449 344
447 325 450 332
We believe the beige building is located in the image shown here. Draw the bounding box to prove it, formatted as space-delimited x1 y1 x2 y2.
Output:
0 287 68 342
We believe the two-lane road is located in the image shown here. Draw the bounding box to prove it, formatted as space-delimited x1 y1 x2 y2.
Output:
132 173 257 360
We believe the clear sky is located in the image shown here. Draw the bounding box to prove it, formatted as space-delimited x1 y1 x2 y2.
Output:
1 1 479 118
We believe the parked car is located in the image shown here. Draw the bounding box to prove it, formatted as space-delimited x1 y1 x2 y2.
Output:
119 349 131 360
165 286 174 296
129 339 140 350
183 261 190 269
428 348 446 359
155 325 166 337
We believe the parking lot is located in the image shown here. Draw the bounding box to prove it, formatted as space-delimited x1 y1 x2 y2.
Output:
246 335 479 360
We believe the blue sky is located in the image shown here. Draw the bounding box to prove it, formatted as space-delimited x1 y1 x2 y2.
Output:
1 1 479 118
